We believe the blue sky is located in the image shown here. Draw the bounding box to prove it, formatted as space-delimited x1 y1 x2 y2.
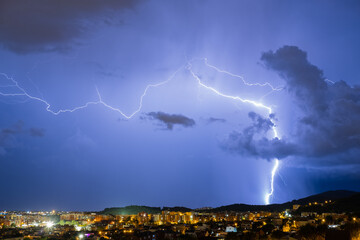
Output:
0 0 360 211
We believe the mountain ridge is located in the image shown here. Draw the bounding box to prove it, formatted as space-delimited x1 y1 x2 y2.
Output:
100 190 359 215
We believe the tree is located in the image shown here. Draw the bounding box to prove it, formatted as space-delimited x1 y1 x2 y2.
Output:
298 224 317 240
124 216 131 223
271 230 286 239
298 224 327 240
343 223 360 239
325 215 334 224
242 231 257 240
252 221 262 230
261 223 275 235
226 232 240 240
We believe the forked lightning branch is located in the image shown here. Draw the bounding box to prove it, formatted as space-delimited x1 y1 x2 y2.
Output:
0 58 281 204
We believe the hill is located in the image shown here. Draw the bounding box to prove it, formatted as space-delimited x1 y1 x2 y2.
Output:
289 190 357 206
294 192 360 214
162 206 193 212
212 190 360 212
101 206 193 215
205 190 358 213
100 190 359 215
101 206 161 215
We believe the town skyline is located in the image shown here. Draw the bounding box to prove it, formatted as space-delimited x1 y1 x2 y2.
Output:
1 190 360 239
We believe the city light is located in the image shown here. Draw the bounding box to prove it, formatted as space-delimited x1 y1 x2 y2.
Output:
45 221 54 228
0 202 356 239
75 225 82 231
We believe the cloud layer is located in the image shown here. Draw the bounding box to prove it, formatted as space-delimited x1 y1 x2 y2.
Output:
0 0 139 54
224 46 360 162
145 112 195 130
223 112 297 160
206 117 226 124
0 121 45 156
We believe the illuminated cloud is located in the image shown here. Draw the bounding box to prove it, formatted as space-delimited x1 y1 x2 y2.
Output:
223 112 297 160
224 46 360 164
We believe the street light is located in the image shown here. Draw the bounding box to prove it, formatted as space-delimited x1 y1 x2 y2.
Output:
46 221 54 228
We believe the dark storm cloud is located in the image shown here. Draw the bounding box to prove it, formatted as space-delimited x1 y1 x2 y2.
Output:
145 112 195 130
0 121 45 156
262 46 329 113
0 0 139 54
224 46 360 162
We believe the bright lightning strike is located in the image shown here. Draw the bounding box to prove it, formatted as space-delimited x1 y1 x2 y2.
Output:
264 159 280 205
1 58 281 204
186 60 281 204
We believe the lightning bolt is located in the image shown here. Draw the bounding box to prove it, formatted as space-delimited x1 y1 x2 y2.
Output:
264 159 280 205
0 58 281 204
202 58 283 91
0 66 183 118
186 60 281 205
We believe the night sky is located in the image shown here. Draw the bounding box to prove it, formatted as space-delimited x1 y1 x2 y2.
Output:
1 0 360 211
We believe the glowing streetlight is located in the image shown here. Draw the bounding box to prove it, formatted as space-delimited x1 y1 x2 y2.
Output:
46 221 54 228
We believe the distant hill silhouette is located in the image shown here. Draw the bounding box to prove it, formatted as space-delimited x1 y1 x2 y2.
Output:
100 190 359 215
210 190 359 213
162 206 193 212
294 192 360 214
101 205 161 215
101 205 193 215
289 190 357 205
